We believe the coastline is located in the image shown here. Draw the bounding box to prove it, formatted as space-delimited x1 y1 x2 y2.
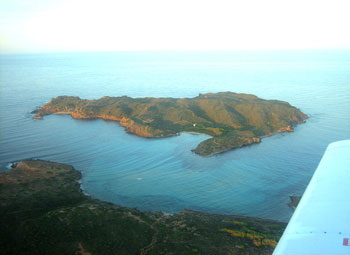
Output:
31 92 308 157
0 159 287 254
33 107 306 157
180 131 213 137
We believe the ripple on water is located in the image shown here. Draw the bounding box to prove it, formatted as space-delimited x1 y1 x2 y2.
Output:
1 51 349 220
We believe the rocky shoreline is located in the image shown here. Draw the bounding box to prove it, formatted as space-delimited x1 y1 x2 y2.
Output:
1 159 287 255
288 195 302 211
32 92 308 156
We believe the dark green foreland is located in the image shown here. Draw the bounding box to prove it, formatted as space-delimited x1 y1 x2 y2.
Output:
32 92 307 156
0 160 286 255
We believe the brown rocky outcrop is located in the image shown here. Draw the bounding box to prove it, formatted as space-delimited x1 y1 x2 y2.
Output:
277 125 294 133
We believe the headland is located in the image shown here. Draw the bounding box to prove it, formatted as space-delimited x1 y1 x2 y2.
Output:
0 159 286 254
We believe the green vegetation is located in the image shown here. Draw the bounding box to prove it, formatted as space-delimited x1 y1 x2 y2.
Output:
33 92 307 156
0 160 287 255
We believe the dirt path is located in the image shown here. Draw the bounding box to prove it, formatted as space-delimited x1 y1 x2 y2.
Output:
130 215 161 255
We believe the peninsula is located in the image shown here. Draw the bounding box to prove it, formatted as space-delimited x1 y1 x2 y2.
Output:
33 92 307 156
0 160 286 254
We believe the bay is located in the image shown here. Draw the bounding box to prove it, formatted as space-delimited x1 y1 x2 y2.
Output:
1 50 349 220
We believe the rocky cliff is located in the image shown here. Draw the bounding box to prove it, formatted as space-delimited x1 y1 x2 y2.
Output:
33 92 307 156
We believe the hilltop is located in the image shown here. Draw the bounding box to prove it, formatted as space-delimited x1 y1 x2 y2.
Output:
33 92 307 156
0 160 286 254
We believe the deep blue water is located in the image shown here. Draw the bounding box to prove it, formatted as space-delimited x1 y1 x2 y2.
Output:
0 50 349 221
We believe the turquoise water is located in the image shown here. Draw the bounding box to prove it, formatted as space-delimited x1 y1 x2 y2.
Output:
0 50 349 220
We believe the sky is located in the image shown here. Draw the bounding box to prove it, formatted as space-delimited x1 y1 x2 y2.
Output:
1 0 350 53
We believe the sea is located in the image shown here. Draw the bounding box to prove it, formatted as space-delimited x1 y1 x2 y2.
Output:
0 50 349 221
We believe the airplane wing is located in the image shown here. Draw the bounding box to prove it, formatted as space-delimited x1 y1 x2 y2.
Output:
273 140 350 255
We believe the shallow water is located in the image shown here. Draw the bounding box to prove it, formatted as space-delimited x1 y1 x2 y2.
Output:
1 50 349 220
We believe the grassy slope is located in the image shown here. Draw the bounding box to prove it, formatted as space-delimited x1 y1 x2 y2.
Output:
0 160 287 255
33 92 307 156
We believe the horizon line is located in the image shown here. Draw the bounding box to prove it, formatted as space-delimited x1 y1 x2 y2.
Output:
1 47 350 56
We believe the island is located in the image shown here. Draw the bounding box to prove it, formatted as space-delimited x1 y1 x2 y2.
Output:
0 160 286 254
32 92 307 156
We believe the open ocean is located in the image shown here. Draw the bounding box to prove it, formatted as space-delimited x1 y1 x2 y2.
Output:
0 50 349 221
